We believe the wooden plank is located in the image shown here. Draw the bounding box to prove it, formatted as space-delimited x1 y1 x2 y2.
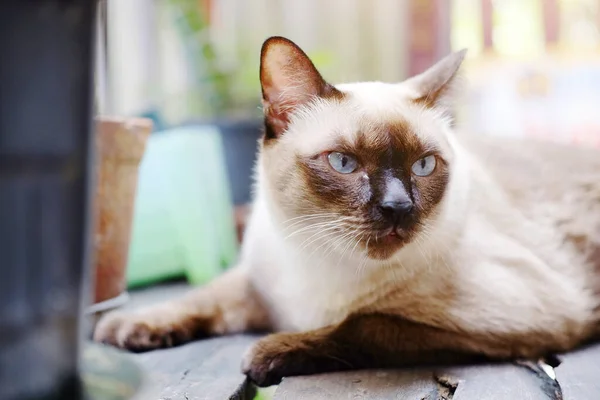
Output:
112 285 600 399
133 334 258 400
442 364 550 400
274 369 439 400
554 343 600 400
96 284 259 399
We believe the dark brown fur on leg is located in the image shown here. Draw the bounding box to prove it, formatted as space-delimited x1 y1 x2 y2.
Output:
93 267 270 352
242 313 532 387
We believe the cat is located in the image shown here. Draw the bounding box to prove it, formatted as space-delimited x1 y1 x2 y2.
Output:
94 36 600 387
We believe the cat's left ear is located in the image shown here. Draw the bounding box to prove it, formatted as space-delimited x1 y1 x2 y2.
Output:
404 49 467 111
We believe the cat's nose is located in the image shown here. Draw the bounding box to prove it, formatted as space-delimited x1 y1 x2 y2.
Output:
378 201 414 225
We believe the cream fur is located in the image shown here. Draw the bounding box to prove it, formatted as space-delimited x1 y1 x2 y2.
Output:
242 79 600 353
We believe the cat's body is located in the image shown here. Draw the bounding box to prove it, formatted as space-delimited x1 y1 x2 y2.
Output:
248 126 599 345
94 37 600 387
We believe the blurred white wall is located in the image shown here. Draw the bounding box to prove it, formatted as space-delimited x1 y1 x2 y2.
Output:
210 0 410 83
102 0 413 122
103 0 161 116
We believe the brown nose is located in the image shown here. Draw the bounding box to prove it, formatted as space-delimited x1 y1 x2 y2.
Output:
378 201 414 225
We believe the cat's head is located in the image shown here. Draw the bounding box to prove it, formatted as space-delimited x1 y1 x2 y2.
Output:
257 36 466 260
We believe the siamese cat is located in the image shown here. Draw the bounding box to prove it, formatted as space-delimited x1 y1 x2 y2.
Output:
94 36 600 387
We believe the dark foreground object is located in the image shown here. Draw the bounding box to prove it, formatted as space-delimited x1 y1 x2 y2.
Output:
0 1 96 399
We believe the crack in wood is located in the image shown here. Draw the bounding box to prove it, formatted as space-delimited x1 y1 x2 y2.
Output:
178 368 191 384
517 362 564 400
432 374 458 400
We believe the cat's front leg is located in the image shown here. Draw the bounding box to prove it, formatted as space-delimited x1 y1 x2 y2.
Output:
242 313 516 387
93 267 270 352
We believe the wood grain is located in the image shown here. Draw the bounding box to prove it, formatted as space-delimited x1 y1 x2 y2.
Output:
123 284 600 399
273 363 561 400
134 335 258 400
443 364 550 400
274 369 439 399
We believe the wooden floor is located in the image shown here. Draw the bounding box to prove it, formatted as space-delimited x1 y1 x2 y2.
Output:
123 283 600 400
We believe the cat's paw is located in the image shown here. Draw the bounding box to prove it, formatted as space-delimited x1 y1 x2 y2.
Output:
93 311 191 352
241 333 344 387
241 333 310 387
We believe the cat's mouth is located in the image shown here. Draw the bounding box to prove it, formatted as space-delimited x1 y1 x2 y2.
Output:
365 227 410 259
380 229 404 242
370 228 406 245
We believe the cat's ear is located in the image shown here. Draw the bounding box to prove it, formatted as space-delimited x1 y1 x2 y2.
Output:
260 36 340 139
404 49 467 110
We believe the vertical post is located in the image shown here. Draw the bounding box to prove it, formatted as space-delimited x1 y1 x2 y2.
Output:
541 0 560 48
481 0 494 51
407 0 451 76
0 1 97 399
96 0 110 115
435 0 452 58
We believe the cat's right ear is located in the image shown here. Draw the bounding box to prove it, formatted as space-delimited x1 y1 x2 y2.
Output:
404 49 467 112
260 36 340 140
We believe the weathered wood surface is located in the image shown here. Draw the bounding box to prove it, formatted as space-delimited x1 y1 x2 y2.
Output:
129 337 600 400
273 370 440 400
124 283 600 399
133 335 257 400
273 364 555 400
119 283 255 400
441 364 553 400
555 344 600 400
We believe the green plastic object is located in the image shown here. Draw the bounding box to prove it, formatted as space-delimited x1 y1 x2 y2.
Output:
126 126 238 288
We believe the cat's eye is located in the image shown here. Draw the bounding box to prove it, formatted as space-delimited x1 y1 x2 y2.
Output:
327 152 358 174
411 155 436 177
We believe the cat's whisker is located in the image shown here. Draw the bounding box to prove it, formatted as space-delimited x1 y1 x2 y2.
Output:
297 224 346 253
312 231 357 279
339 233 364 277
314 225 358 253
284 221 343 240
335 230 362 269
281 215 360 235
304 232 341 261
325 228 361 261
282 217 346 234
303 223 363 261
347 233 364 266
281 213 354 229
318 232 351 262
354 240 371 277
281 212 337 223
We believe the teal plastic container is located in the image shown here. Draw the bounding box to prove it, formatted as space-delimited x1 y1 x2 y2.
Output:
126 126 238 287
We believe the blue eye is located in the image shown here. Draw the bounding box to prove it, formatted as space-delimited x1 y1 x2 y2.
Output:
411 155 436 177
328 152 358 174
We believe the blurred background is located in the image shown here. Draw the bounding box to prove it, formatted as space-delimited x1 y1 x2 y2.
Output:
93 0 600 296
101 0 600 144
2 1 600 399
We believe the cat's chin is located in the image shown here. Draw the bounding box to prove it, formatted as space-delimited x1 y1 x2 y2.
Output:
366 232 407 260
